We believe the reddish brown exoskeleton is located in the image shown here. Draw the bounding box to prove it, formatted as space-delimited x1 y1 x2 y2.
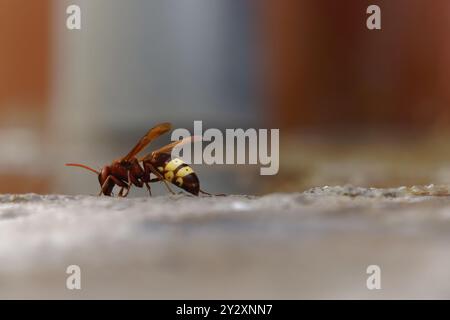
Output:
66 123 176 197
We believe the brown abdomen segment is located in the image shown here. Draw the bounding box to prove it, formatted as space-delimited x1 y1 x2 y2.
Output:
177 172 199 196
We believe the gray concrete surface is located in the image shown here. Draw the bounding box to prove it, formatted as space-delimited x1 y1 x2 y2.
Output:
1 185 450 299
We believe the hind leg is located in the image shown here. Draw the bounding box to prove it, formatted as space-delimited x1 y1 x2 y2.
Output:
199 189 226 196
144 163 176 195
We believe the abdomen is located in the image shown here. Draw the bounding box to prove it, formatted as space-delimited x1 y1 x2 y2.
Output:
151 154 200 195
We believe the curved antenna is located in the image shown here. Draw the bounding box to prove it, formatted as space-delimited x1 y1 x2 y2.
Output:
65 163 100 175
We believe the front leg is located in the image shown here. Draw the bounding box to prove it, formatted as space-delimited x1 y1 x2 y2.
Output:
99 175 128 197
99 175 113 196
120 170 133 197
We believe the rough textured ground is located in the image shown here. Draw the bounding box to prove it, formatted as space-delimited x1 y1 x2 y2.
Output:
2 186 450 299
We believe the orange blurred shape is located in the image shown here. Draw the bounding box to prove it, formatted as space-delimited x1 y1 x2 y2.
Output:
0 0 51 193
261 0 450 132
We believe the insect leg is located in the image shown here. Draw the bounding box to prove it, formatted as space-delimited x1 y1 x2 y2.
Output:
120 171 133 197
144 182 152 196
144 177 167 195
99 175 113 196
146 163 176 195
112 176 129 197
99 175 129 197
130 172 144 188
199 189 226 197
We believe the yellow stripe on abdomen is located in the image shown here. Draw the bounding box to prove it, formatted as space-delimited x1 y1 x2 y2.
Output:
165 158 183 172
164 171 174 181
163 158 195 183
176 166 194 177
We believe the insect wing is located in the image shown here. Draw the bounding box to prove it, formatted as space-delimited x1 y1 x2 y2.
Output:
141 136 201 161
122 122 172 161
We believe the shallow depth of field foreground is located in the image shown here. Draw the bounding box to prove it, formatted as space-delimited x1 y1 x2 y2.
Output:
2 185 450 299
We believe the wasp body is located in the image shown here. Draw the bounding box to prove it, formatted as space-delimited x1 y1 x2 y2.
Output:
66 122 216 197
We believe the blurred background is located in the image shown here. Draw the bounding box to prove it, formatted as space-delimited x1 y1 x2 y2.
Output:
2 0 450 195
